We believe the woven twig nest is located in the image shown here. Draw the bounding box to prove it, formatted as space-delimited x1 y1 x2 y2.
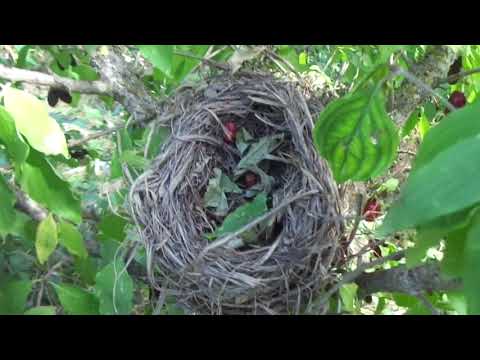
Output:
129 72 345 314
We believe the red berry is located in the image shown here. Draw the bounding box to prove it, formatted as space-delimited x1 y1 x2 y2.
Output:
363 198 382 222
244 172 257 188
449 91 467 109
224 121 238 144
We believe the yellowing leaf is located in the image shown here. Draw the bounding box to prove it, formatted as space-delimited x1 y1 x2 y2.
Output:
36 214 58 265
3 87 69 158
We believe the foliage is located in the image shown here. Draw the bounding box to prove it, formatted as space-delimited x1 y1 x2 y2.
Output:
1 44 480 315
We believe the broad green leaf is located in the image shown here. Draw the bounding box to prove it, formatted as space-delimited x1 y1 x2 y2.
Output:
446 291 467 315
0 278 32 314
339 283 358 313
423 102 437 121
17 149 82 224
464 212 480 314
74 257 97 286
138 45 174 78
210 192 268 240
236 134 284 173
313 87 399 183
442 227 468 277
379 136 480 236
24 306 56 315
84 45 98 55
402 109 421 138
236 128 254 154
417 115 430 140
145 125 170 159
0 175 17 237
58 221 88 259
99 239 121 266
0 106 29 164
95 259 134 315
35 213 58 265
71 64 100 81
120 150 148 169
3 87 69 158
204 168 241 215
98 213 128 242
16 45 33 68
414 100 480 170
52 283 99 315
378 178 399 193
406 228 442 268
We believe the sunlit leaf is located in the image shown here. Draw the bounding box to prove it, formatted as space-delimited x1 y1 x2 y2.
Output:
3 87 69 158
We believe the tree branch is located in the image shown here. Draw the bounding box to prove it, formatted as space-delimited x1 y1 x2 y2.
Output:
0 64 111 95
355 262 462 298
389 45 457 126
12 185 48 222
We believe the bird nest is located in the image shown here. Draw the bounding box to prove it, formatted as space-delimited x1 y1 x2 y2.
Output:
129 72 345 314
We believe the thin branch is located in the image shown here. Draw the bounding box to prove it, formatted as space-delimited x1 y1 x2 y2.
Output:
437 66 480 86
391 65 456 113
173 50 230 71
0 64 111 95
67 113 175 148
12 185 48 222
317 250 406 307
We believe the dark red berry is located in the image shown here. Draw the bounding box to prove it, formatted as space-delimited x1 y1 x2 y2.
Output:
363 198 382 222
244 172 257 188
449 91 467 109
224 121 238 144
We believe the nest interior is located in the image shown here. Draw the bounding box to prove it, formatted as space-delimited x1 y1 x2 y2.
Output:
129 72 345 315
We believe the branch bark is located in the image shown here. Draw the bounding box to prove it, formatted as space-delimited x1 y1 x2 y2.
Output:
355 262 462 298
90 46 160 123
389 45 457 126
0 64 111 95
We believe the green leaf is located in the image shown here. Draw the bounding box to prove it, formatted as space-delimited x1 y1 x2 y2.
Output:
464 212 480 314
74 257 97 286
0 106 29 164
423 102 437 121
378 178 399 193
442 227 468 277
402 109 421 138
71 64 99 81
58 221 88 259
52 283 99 315
98 213 128 242
35 213 58 265
95 259 134 315
446 291 467 315
406 228 442 268
236 128 254 154
414 100 480 170
339 283 358 313
417 114 430 140
3 87 69 158
313 87 399 183
0 175 17 237
210 192 268 240
0 278 32 314
120 150 148 169
236 134 284 173
24 306 56 315
379 137 480 236
138 45 174 78
17 149 82 224
145 125 170 159
16 45 33 68
203 168 241 215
